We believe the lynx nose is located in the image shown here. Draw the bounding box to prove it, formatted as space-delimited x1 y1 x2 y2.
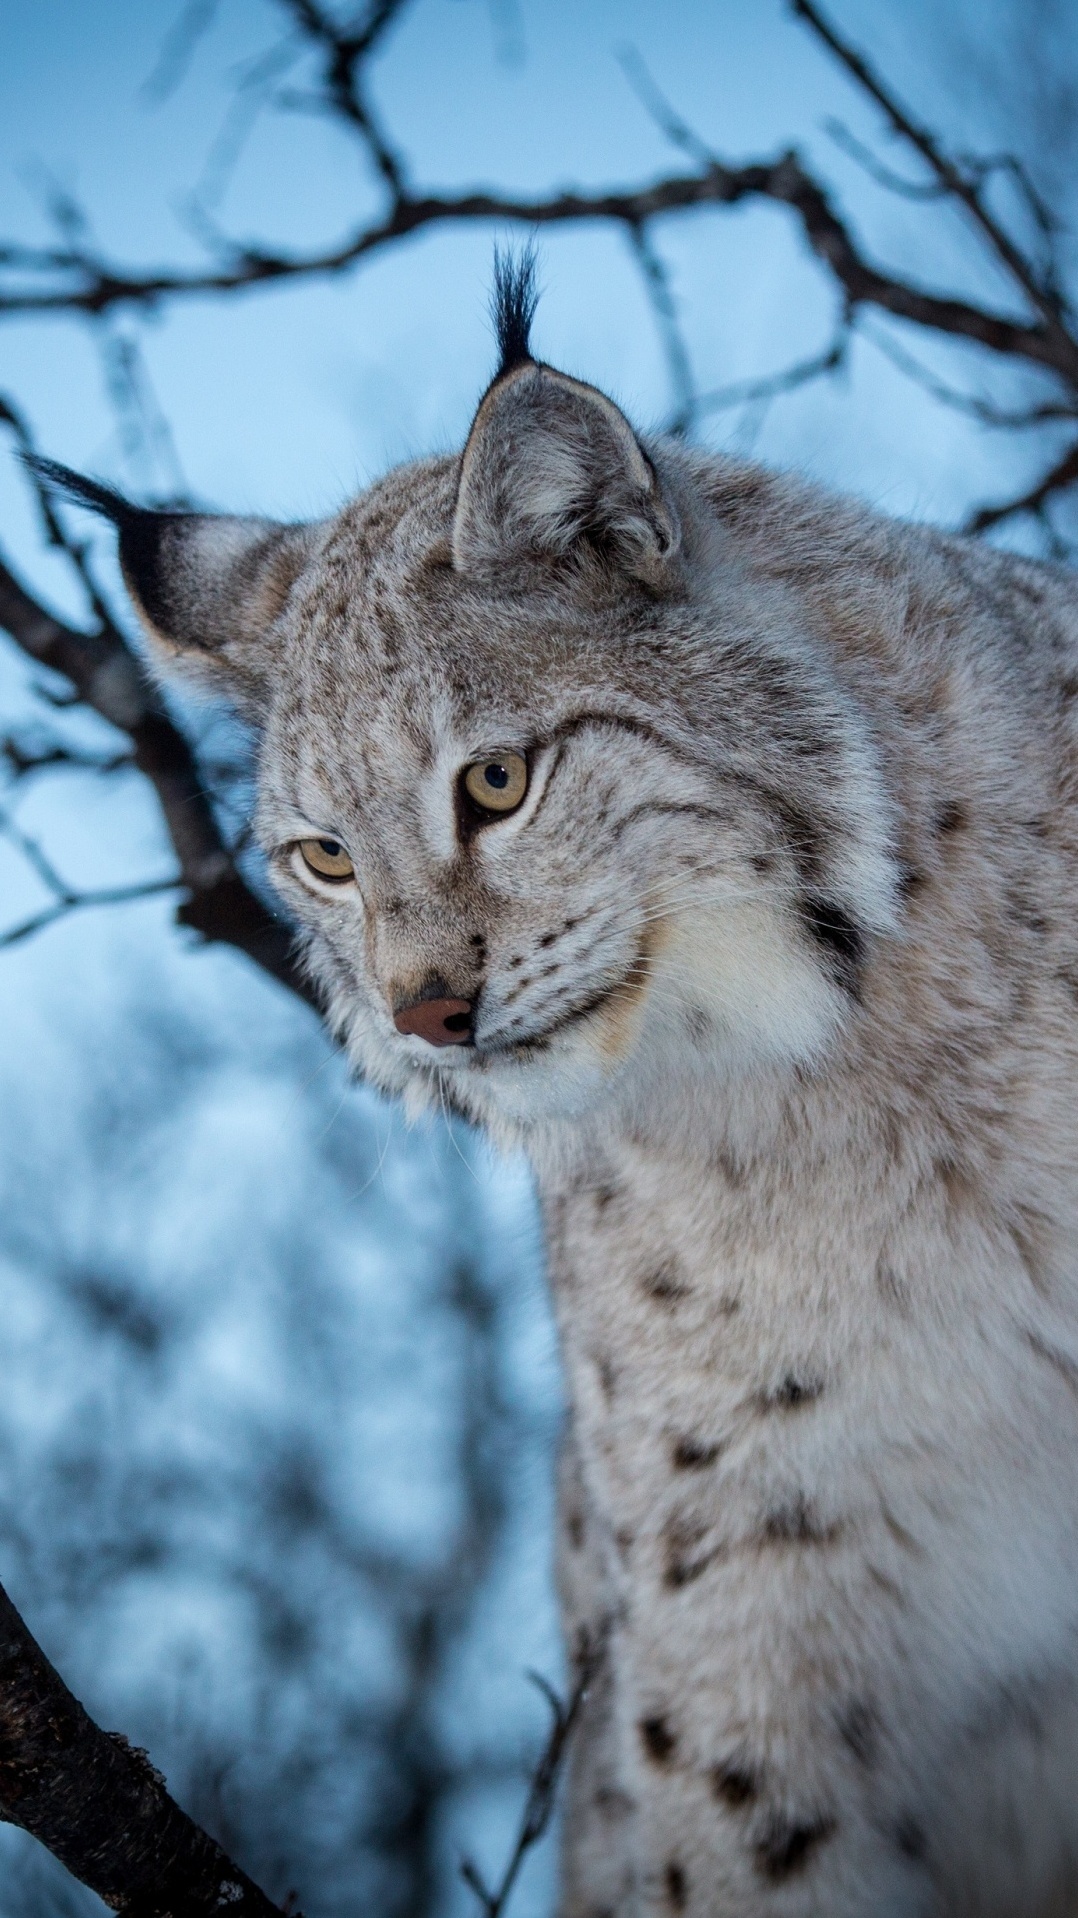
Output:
393 994 474 1047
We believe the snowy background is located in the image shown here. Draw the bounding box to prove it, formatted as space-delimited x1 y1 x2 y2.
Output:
1 1 1076 1912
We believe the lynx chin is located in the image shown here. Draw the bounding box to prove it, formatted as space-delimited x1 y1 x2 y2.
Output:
42 254 1078 1916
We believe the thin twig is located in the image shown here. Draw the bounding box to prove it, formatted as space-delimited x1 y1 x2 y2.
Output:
791 0 1072 334
964 437 1078 534
0 879 182 950
141 0 222 105
626 222 697 436
861 319 1078 429
460 1651 597 1918
0 406 314 998
694 332 847 421
1 737 134 777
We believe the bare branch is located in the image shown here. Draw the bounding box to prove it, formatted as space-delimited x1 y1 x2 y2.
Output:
1 736 134 777
0 408 315 1000
964 437 1078 534
791 0 1072 332
278 0 413 199
0 879 182 950
95 323 189 500
825 119 948 200
187 34 304 216
861 320 1078 428
694 331 847 421
460 1650 598 1918
4 160 1072 385
0 1574 293 1912
141 0 222 106
618 45 718 170
626 223 697 436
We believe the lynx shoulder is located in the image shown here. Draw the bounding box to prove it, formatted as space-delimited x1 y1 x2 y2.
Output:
43 259 1078 1915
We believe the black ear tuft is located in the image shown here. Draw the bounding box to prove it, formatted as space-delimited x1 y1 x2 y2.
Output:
491 244 539 379
26 453 317 711
27 455 198 638
24 454 149 531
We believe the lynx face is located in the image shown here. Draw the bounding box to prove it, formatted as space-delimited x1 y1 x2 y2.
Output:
251 467 894 1142
41 267 897 1140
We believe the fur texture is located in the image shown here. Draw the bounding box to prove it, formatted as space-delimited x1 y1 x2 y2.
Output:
54 302 1078 1915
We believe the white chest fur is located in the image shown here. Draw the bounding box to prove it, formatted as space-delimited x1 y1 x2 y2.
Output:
539 1129 1078 1918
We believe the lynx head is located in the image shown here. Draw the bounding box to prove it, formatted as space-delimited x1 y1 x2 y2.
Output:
39 256 898 1146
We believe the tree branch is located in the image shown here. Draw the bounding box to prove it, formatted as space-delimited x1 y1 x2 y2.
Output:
0 878 183 950
0 413 316 1000
5 162 1076 383
280 0 412 199
0 1576 292 1914
964 437 1078 534
460 1652 597 1918
791 0 1071 332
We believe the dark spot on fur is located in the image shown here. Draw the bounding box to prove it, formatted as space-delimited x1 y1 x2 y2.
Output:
802 900 863 995
935 801 965 836
507 954 523 969
751 853 773 874
712 1762 758 1807
593 1784 635 1817
596 1353 616 1401
712 1148 745 1187
770 796 824 884
591 1181 621 1212
1006 885 1049 936
837 1698 879 1768
897 862 925 899
662 1518 714 1588
640 1716 677 1763
615 1525 634 1558
761 1375 822 1412
567 1508 585 1550
894 1814 927 1862
672 1436 721 1470
761 1494 841 1546
539 931 558 948
754 1812 836 1880
684 1006 712 1043
1060 674 1078 704
664 1863 687 1910
641 1260 691 1304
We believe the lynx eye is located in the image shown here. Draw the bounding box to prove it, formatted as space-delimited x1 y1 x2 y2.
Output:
297 836 355 883
463 752 528 815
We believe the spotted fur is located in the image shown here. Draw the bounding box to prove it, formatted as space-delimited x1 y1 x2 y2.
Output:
54 291 1078 1914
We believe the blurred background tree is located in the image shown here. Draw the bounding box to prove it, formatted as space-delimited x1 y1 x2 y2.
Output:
2 1 1078 1912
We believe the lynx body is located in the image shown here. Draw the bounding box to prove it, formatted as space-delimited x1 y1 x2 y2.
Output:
48 268 1078 1915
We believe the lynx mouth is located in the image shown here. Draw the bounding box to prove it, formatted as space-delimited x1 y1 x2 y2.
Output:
466 936 654 1063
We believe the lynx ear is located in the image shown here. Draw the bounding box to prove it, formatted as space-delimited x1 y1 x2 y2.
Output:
451 364 680 584
29 460 315 712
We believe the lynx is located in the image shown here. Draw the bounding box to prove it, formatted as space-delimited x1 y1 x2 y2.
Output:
44 257 1078 1916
